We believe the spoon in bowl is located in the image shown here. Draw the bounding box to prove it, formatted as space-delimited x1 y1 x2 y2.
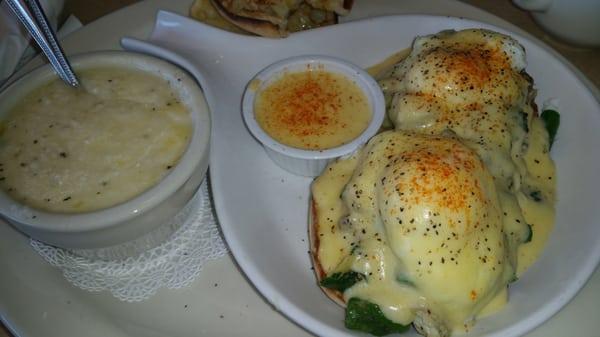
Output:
5 0 79 87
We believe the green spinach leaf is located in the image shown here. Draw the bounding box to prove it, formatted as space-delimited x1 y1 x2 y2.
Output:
320 271 364 292
529 190 542 202
520 111 529 132
345 298 410 336
541 109 560 149
525 224 533 243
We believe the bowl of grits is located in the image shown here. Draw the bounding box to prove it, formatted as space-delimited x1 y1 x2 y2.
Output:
0 51 211 258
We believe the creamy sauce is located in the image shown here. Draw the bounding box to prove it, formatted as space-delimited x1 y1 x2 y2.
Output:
311 29 556 335
255 69 372 150
366 48 411 130
0 67 192 213
366 48 411 79
516 117 556 275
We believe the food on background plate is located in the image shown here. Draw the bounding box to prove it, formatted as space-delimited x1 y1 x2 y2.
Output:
0 67 192 213
190 0 354 37
254 67 372 150
310 28 559 336
190 0 249 34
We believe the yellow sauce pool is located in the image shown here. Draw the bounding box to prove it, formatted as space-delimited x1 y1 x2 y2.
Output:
254 69 372 150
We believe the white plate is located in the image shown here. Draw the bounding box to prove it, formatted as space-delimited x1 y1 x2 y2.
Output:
1 1 599 337
121 6 600 337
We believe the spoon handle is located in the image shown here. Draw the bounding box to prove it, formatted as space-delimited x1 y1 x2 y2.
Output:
5 0 79 87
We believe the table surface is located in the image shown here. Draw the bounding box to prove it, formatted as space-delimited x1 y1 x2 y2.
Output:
1 1 598 337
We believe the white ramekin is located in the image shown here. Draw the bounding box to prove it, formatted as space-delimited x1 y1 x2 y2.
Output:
0 51 211 259
242 55 385 177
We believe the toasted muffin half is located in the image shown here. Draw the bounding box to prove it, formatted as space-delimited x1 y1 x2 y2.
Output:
309 197 347 307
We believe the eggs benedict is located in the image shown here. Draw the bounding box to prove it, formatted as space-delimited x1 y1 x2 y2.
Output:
310 29 558 336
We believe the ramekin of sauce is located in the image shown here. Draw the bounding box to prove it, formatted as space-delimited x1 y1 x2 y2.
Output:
242 55 385 177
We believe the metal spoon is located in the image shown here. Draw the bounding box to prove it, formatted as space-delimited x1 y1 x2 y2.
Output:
5 0 79 87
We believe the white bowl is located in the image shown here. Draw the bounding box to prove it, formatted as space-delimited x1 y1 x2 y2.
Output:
0 51 211 258
242 55 385 177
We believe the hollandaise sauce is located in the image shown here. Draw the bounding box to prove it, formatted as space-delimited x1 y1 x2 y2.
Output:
254 69 372 150
516 117 556 275
366 48 411 79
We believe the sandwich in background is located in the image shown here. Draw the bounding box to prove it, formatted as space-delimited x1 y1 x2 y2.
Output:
190 0 354 37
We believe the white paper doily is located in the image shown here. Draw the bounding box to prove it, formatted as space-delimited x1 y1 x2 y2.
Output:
30 180 228 302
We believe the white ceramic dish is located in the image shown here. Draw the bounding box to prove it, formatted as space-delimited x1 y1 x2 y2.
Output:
123 10 600 337
1 1 599 337
0 51 211 256
242 55 385 177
